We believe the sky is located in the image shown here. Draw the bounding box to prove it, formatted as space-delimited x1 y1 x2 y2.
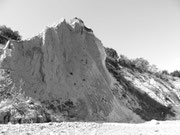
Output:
0 0 180 72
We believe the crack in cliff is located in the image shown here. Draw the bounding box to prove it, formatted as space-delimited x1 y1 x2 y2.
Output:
39 53 45 83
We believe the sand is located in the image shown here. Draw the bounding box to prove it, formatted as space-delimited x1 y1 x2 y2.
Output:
0 120 180 135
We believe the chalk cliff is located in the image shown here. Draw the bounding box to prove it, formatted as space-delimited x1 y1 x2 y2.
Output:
0 18 179 123
0 18 142 123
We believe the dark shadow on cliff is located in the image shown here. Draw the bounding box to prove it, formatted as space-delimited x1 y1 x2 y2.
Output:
105 57 175 121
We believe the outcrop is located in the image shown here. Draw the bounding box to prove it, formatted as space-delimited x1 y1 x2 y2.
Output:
106 57 180 121
0 18 180 123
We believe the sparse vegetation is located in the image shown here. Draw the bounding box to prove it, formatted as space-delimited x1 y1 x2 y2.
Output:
118 54 132 68
105 47 157 73
0 25 21 44
131 58 150 73
105 47 180 79
0 77 64 124
162 70 169 75
170 70 180 78
105 47 119 60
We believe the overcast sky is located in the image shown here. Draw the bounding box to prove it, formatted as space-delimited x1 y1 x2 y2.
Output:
0 0 180 72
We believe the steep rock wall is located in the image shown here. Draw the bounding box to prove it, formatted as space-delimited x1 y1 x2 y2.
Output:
0 18 141 122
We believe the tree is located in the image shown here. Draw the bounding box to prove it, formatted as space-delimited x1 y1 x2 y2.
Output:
0 25 21 44
162 70 169 75
105 47 119 60
149 64 158 73
118 54 131 67
171 70 180 78
132 58 150 72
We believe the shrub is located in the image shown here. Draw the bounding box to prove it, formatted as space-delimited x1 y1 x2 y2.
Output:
132 58 150 72
155 72 169 82
118 55 132 67
162 70 169 75
104 47 167 75
148 64 158 74
0 25 21 44
105 47 119 60
170 70 180 78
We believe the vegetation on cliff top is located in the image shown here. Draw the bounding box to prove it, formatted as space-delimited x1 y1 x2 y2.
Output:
105 47 180 78
0 25 21 44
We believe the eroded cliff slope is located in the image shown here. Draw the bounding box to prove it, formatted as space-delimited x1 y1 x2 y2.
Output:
106 56 180 121
0 18 179 123
0 18 142 123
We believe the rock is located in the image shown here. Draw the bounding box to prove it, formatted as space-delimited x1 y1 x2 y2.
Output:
0 17 179 123
105 56 180 121
0 104 12 123
0 18 140 122
150 119 160 125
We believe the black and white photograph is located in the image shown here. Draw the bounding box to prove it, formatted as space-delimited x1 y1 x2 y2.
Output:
0 0 180 134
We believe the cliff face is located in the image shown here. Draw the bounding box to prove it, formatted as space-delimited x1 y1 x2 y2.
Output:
0 18 142 123
106 57 180 121
0 18 179 123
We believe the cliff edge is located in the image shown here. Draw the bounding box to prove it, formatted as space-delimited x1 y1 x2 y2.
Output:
0 18 179 123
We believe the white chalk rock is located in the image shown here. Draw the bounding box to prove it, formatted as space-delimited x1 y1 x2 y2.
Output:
0 18 140 122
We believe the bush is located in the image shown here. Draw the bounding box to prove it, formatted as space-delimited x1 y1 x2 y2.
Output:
104 47 169 75
118 55 133 67
0 25 21 44
148 64 158 73
162 70 169 75
105 47 119 60
170 70 180 78
155 72 169 82
132 58 150 72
